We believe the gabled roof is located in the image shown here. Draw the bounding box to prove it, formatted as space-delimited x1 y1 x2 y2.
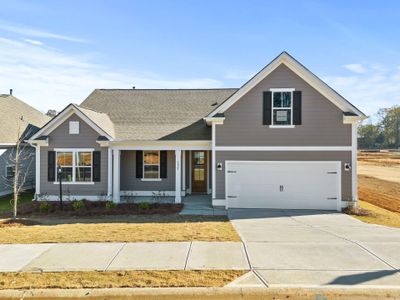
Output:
0 94 50 145
80 89 237 140
208 52 366 118
30 104 115 141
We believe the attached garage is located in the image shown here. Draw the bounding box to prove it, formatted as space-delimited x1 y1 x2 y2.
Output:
225 161 341 211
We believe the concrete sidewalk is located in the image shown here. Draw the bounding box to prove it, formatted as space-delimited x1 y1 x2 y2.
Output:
0 242 250 272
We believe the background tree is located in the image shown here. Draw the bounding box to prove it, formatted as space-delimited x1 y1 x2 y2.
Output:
377 106 400 148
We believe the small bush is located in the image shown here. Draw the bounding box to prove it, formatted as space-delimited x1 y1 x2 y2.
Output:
106 201 117 209
138 202 150 210
72 200 85 210
39 202 51 213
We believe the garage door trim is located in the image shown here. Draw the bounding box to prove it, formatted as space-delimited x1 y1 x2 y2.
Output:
225 160 342 211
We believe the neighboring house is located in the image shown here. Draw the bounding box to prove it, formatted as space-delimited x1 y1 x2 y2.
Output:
28 52 366 211
0 93 51 196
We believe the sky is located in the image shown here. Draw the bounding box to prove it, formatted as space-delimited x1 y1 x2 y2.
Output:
0 0 399 122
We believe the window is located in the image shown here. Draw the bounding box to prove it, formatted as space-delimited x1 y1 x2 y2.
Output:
272 90 293 126
5 165 15 178
69 121 80 134
143 150 160 179
56 150 92 182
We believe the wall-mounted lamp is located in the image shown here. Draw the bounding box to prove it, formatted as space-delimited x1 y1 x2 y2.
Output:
344 163 352 171
217 163 223 171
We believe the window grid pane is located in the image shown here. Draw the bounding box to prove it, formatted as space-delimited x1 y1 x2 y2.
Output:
143 151 160 178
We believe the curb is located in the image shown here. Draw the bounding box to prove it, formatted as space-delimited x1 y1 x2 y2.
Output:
0 286 400 299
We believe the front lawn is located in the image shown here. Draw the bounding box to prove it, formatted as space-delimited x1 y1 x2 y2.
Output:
0 191 33 213
0 270 245 289
351 200 400 228
0 214 240 243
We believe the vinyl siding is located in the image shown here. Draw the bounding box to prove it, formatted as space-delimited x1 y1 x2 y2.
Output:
215 151 352 201
0 147 35 196
39 114 108 197
216 64 352 146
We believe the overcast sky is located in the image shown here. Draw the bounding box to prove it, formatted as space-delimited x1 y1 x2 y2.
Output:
0 0 399 122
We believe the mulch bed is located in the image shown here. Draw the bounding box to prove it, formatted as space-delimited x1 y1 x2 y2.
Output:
0 219 42 227
0 201 183 218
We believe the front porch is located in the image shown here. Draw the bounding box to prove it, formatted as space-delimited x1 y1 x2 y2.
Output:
110 146 213 207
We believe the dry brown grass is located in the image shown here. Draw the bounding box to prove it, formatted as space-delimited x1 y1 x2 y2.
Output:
0 270 245 289
0 215 240 243
358 175 400 213
353 201 400 228
358 151 400 167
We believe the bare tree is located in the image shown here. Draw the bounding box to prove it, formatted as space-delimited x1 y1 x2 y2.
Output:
1 117 35 219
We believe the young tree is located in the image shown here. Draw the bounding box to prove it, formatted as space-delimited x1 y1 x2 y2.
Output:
1 117 35 219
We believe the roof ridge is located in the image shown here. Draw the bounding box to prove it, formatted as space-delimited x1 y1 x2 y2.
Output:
95 88 239 91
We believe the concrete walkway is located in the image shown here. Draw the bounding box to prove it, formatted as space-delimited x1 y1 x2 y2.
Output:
0 242 249 272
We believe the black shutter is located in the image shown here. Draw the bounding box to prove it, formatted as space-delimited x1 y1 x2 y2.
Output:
263 91 272 125
160 151 167 178
92 151 101 182
48 151 55 182
293 91 302 125
136 150 143 178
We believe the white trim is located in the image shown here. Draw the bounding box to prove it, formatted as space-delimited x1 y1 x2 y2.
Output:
208 52 365 118
111 140 211 151
269 125 295 129
182 150 186 194
225 160 342 212
107 148 112 197
270 88 295 92
35 145 40 195
203 117 225 126
0 143 16 147
215 146 352 151
39 195 107 201
351 122 358 204
211 123 216 199
113 149 120 203
143 150 161 180
54 148 94 152
175 150 182 203
188 150 192 193
53 182 94 185
206 150 210 194
30 104 114 141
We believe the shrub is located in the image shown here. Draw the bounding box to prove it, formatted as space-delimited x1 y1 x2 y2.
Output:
138 202 150 210
39 202 51 213
106 201 117 209
72 200 85 210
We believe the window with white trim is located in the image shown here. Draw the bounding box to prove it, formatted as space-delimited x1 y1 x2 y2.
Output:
56 150 93 182
69 121 80 134
143 150 160 179
272 90 293 126
5 165 15 178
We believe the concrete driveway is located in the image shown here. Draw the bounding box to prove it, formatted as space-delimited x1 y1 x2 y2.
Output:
228 209 400 287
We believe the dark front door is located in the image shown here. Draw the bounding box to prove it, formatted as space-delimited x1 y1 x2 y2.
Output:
192 151 207 193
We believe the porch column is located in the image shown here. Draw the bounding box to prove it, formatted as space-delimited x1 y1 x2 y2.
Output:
182 150 186 195
35 145 40 198
175 150 182 203
107 148 112 199
211 123 216 199
112 149 120 203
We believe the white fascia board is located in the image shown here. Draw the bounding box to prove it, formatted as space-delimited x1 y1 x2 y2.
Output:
343 115 367 124
215 146 352 151
30 104 114 141
110 140 212 150
208 52 365 118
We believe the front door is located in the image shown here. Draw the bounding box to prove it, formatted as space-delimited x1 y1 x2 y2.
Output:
192 151 207 193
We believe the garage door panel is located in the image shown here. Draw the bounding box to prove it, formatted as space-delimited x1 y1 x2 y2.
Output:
226 161 340 210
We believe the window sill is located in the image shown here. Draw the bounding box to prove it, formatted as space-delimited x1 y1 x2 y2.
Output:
53 182 95 185
269 125 295 128
141 178 162 182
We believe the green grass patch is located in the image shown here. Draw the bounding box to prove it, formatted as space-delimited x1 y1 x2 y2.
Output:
0 191 34 213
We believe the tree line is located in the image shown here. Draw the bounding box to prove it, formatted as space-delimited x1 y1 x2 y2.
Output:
358 106 400 149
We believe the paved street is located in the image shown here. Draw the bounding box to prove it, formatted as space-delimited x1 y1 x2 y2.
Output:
0 210 399 287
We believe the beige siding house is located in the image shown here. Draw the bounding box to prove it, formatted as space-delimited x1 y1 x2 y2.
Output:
28 52 366 211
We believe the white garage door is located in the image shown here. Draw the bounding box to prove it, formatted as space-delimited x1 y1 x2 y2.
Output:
226 161 341 211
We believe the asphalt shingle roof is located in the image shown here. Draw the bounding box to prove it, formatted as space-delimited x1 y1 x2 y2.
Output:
80 89 238 140
0 95 50 144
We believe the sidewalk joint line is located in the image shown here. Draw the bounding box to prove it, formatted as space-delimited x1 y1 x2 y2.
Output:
252 269 270 287
184 241 192 270
104 243 127 271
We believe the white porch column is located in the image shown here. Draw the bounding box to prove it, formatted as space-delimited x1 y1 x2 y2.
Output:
182 150 186 196
211 123 216 199
112 149 120 203
35 145 40 198
107 148 113 199
351 121 358 206
175 150 182 203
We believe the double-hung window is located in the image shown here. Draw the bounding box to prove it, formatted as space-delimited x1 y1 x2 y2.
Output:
5 165 15 178
271 89 293 126
56 150 93 183
143 150 160 179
